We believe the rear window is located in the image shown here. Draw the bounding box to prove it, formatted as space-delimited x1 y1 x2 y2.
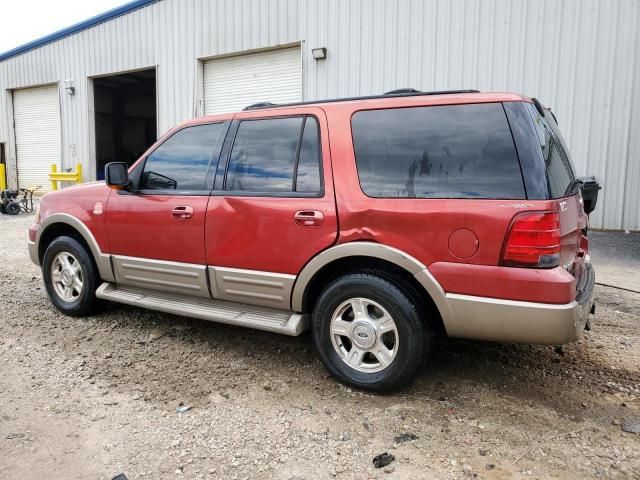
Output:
524 103 576 198
351 103 525 199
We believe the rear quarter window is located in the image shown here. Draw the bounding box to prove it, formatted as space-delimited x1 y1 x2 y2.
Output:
351 103 526 199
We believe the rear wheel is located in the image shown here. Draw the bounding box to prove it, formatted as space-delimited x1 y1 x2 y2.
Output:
42 236 99 316
312 273 429 392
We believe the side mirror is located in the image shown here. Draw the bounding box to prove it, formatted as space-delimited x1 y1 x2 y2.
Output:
105 162 129 190
578 176 601 215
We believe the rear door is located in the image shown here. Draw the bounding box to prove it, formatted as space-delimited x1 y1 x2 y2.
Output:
205 107 337 310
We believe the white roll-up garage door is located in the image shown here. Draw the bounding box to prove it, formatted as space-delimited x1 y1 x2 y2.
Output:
13 84 61 191
203 47 302 115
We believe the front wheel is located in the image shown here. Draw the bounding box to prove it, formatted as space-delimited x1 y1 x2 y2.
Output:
42 236 100 317
312 273 429 392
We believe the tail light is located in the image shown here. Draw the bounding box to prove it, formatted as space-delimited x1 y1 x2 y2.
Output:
501 211 560 268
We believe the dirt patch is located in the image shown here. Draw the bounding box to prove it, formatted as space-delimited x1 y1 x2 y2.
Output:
1 213 638 479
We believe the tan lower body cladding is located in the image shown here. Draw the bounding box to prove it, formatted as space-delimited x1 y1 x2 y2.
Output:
111 255 295 310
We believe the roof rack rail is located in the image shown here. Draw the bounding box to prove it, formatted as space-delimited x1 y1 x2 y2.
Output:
384 88 422 95
243 102 277 111
239 89 482 111
384 88 481 96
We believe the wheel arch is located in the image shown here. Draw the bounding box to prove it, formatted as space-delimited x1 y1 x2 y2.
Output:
291 242 454 333
36 213 114 282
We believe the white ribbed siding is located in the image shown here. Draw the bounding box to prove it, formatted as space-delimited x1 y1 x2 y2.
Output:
203 46 302 114
13 84 61 191
0 0 638 229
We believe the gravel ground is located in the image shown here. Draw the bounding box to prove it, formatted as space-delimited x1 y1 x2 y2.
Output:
589 230 640 294
0 212 639 480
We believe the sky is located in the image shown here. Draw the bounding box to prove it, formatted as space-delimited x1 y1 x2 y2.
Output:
0 0 129 54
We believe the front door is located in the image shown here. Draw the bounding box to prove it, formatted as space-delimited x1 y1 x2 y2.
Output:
205 107 338 310
106 121 229 297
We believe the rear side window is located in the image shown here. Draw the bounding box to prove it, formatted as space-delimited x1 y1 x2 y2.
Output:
295 118 322 193
225 116 322 195
351 103 525 199
141 123 226 191
524 103 576 198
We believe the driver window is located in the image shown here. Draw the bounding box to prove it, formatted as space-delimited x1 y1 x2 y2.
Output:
140 122 226 191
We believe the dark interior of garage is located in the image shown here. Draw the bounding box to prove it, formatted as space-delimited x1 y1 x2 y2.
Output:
93 69 156 179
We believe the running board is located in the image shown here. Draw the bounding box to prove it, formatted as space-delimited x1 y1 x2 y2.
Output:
96 282 308 336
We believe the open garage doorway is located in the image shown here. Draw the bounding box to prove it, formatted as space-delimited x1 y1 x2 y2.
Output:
93 69 156 179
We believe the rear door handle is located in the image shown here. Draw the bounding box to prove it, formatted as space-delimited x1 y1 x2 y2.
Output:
294 210 324 226
171 205 194 219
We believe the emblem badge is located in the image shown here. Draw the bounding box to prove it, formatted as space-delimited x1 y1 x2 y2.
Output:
93 202 104 215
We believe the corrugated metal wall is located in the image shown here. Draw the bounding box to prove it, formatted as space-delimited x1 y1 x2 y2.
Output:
0 0 638 229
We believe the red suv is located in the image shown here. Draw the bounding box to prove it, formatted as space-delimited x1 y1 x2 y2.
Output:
29 90 598 391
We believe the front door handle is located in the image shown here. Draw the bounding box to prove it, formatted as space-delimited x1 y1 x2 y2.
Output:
294 210 324 226
171 206 194 219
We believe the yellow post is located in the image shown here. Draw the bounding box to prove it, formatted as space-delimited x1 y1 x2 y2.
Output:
0 164 6 191
49 163 83 190
51 164 58 191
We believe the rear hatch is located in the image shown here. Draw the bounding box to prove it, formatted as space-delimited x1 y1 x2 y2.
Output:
524 100 591 285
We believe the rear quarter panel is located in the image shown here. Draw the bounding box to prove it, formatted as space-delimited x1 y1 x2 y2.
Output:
323 98 555 267
323 96 580 305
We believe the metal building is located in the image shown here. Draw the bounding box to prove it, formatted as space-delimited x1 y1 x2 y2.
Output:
0 0 638 229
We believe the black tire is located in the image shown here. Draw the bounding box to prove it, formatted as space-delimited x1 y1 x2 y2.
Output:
312 273 430 392
42 236 99 317
5 201 20 215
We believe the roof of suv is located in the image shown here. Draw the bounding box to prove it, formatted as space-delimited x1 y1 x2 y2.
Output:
183 90 533 127
241 89 530 111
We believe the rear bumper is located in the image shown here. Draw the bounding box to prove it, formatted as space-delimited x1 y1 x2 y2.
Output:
442 262 595 345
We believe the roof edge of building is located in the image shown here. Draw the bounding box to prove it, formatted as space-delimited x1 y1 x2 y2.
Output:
0 0 157 63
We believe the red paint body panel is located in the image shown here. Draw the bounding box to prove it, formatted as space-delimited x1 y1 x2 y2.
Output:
205 195 337 273
37 182 111 251
429 262 576 304
205 107 338 274
555 193 588 268
322 100 547 265
104 112 233 265
106 193 210 264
